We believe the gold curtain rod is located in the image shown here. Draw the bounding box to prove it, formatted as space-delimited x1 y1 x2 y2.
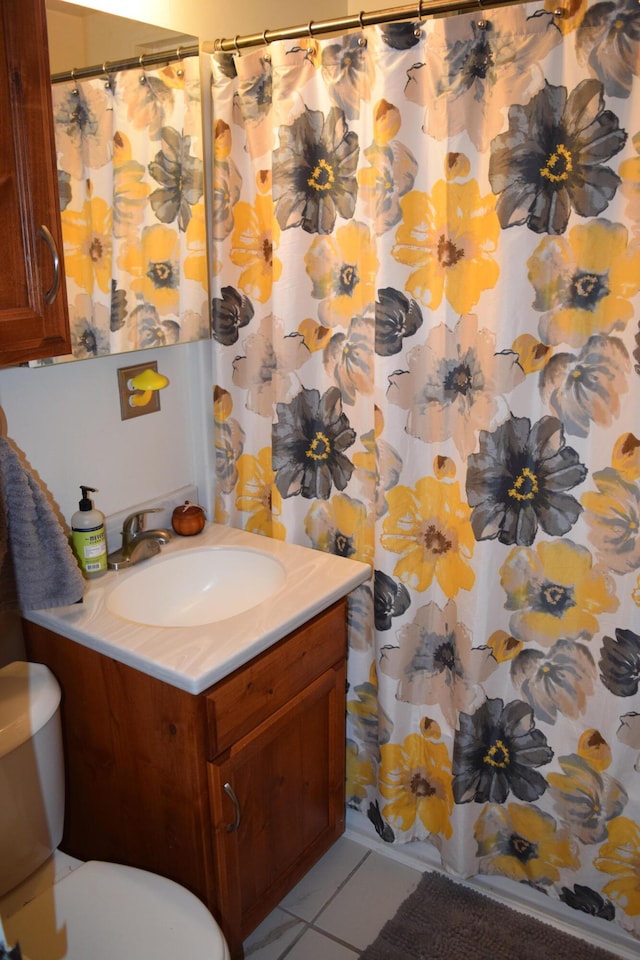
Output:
51 43 200 85
212 0 537 51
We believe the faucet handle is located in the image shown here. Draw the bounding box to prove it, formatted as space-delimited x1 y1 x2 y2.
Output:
122 507 162 544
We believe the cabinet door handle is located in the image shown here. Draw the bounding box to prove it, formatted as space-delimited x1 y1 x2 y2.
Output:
223 781 241 833
39 225 61 305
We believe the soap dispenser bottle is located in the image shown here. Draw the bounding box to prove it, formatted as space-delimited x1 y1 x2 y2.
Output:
71 485 107 578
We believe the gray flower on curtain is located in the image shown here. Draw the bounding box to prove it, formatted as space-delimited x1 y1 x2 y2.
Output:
52 82 113 180
149 127 203 232
127 303 179 350
375 288 423 357
374 570 411 631
321 35 373 120
576 0 640 99
57 170 72 211
559 884 615 920
272 386 356 499
68 293 111 358
379 22 422 49
380 599 497 729
510 639 597 725
453 698 553 804
539 335 630 438
489 79 627 234
110 281 127 332
599 627 640 696
548 753 627 844
272 107 359 234
236 69 273 124
211 286 254 346
466 415 587 546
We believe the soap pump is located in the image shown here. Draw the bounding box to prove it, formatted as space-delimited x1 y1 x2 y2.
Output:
71 485 107 578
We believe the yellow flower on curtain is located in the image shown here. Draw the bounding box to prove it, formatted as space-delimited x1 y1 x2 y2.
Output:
304 492 374 566
475 802 579 884
235 447 285 540
119 224 181 314
305 220 378 327
381 477 475 596
61 197 112 295
595 816 640 916
379 731 453 838
582 467 640 574
391 177 500 313
619 131 640 224
184 202 207 284
511 334 552 374
499 538 619 645
612 432 640 482
230 194 282 303
578 729 612 772
543 0 588 33
527 219 640 347
346 740 376 804
113 131 150 240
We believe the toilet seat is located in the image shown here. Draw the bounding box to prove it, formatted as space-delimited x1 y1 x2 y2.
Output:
4 860 230 960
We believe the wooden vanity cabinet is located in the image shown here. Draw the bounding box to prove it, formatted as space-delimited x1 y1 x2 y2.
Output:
22 599 348 959
0 0 71 365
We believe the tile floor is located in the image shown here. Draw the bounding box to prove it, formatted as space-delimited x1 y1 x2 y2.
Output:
242 836 422 960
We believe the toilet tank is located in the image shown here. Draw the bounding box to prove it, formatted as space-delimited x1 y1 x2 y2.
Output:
0 661 65 897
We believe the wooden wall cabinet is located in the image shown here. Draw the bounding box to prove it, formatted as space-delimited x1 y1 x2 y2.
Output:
23 600 348 959
0 0 71 365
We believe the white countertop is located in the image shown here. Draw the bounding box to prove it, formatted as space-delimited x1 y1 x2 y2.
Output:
23 524 371 695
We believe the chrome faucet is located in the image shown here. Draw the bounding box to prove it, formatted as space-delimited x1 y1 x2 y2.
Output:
107 507 173 570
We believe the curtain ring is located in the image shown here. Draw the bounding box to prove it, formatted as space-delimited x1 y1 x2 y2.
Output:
70 67 79 95
175 46 184 78
139 53 147 84
358 10 367 46
477 0 487 29
102 60 111 89
263 29 271 44
414 0 424 37
233 35 241 55
308 20 314 37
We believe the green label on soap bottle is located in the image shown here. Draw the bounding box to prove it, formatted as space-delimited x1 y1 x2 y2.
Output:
72 524 107 574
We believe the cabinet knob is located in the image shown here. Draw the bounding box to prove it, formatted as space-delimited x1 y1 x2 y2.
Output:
223 782 241 833
39 225 61 305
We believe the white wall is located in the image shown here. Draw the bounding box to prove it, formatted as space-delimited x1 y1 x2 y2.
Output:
0 341 213 530
60 0 350 45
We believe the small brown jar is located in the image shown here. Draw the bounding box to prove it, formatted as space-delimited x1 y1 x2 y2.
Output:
171 500 206 536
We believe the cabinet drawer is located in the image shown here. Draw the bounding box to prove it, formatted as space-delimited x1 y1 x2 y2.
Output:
206 600 346 758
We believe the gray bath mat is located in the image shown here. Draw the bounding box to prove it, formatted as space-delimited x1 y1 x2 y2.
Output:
359 870 622 959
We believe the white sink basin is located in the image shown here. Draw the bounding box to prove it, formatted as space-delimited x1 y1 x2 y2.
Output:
106 546 286 627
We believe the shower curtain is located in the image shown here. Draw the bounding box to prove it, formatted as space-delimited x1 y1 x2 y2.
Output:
209 0 640 941
31 55 208 364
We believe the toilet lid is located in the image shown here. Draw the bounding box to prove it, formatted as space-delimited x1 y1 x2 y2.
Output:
4 861 229 960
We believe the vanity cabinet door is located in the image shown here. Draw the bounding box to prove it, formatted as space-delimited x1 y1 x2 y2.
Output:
208 661 346 946
0 0 71 365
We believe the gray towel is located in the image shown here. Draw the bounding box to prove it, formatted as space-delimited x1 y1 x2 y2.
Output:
0 438 85 612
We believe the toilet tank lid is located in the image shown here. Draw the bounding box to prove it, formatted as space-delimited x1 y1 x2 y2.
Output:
0 661 61 758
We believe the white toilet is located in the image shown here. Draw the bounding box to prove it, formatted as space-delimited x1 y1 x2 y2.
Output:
0 660 231 960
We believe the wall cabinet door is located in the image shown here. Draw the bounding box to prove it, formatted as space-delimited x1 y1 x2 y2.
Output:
0 0 71 365
208 663 346 946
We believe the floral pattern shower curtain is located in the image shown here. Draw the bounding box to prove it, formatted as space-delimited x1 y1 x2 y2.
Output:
32 56 208 364
209 0 640 941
